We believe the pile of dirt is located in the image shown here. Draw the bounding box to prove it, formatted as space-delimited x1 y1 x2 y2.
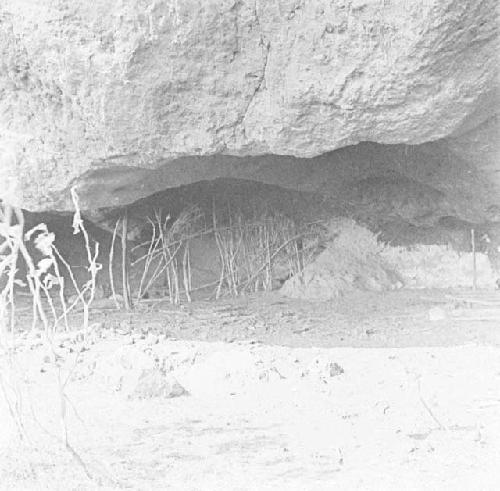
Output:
281 219 402 300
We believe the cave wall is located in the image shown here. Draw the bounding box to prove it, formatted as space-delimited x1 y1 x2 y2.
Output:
0 0 498 211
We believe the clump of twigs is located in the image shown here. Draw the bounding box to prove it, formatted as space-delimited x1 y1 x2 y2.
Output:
131 197 322 303
212 204 319 298
133 205 204 303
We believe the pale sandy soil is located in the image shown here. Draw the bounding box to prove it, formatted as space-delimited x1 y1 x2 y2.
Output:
1 289 500 490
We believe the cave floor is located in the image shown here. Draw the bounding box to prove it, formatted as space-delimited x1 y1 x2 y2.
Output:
2 288 500 490
42 287 500 348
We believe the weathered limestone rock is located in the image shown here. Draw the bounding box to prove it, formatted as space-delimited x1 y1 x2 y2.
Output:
0 0 497 210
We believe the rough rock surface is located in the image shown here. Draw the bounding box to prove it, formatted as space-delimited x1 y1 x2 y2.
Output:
0 0 498 210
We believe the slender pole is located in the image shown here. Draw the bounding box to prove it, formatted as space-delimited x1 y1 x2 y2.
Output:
122 209 132 310
471 228 477 291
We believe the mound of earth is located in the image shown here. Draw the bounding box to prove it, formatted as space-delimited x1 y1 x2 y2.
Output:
282 219 402 300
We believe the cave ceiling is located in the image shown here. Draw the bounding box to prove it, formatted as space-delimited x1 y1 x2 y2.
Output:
0 0 498 220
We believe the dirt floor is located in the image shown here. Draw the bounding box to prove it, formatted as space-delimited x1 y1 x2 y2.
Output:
1 288 500 490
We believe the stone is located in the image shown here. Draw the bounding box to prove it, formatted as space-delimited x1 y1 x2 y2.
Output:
95 345 188 398
125 370 188 400
0 0 496 212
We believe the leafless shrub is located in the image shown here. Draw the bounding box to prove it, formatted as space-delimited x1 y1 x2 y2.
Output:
0 202 29 443
0 185 103 484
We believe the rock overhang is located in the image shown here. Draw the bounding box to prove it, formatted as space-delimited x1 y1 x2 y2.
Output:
0 0 498 215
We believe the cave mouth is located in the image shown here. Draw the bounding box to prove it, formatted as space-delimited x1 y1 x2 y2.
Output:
13 166 500 308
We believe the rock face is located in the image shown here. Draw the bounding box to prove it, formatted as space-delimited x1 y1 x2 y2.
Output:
0 0 498 211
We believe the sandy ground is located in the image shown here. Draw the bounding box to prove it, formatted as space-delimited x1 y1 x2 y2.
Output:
1 288 500 490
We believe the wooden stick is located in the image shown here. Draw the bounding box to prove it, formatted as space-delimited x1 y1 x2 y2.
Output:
109 217 121 310
182 241 192 302
121 209 132 310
